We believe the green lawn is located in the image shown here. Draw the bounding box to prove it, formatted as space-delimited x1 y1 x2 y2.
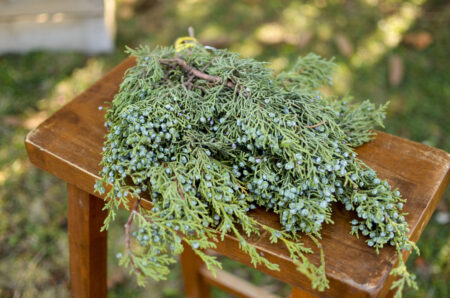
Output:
0 0 448 297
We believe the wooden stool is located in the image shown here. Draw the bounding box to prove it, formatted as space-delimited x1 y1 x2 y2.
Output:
25 58 450 298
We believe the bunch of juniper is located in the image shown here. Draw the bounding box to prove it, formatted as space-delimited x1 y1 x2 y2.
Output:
95 38 418 297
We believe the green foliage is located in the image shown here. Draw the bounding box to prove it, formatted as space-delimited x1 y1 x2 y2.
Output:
95 42 417 296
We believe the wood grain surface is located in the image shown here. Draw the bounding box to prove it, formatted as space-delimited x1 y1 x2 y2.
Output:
25 58 450 297
67 184 107 298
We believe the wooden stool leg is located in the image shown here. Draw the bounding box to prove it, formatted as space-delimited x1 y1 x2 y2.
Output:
291 286 319 298
180 243 211 298
67 184 107 298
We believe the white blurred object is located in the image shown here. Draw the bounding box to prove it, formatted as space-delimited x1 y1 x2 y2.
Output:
435 212 449 225
0 0 115 54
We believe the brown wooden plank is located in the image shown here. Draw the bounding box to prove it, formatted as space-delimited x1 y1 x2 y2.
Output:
67 184 108 298
180 243 211 298
25 58 450 297
199 266 280 298
291 287 319 298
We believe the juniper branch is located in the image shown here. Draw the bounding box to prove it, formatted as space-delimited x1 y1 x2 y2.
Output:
96 42 417 298
125 198 142 275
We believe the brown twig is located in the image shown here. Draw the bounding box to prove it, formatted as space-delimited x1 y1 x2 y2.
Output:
200 60 213 72
125 198 142 275
305 119 326 128
172 174 186 200
186 73 195 90
186 60 214 90
160 58 230 86
185 82 207 93
159 57 247 94
163 69 173 87
188 26 195 38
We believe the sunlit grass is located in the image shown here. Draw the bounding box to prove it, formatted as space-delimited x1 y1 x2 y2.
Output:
351 2 423 67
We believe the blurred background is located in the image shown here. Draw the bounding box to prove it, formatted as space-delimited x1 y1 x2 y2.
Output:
0 0 448 297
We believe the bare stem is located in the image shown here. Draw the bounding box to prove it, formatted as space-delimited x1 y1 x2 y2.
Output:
305 119 326 128
159 57 246 95
125 198 142 274
172 175 186 200
188 26 195 38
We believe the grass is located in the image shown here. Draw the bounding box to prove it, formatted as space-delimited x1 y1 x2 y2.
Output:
0 0 448 297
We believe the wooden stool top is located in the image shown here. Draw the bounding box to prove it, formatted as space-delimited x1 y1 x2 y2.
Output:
25 58 450 297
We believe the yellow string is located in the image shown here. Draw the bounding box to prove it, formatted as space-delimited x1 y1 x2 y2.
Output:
174 36 199 52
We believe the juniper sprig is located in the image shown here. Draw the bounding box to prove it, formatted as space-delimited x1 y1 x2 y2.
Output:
95 39 417 296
